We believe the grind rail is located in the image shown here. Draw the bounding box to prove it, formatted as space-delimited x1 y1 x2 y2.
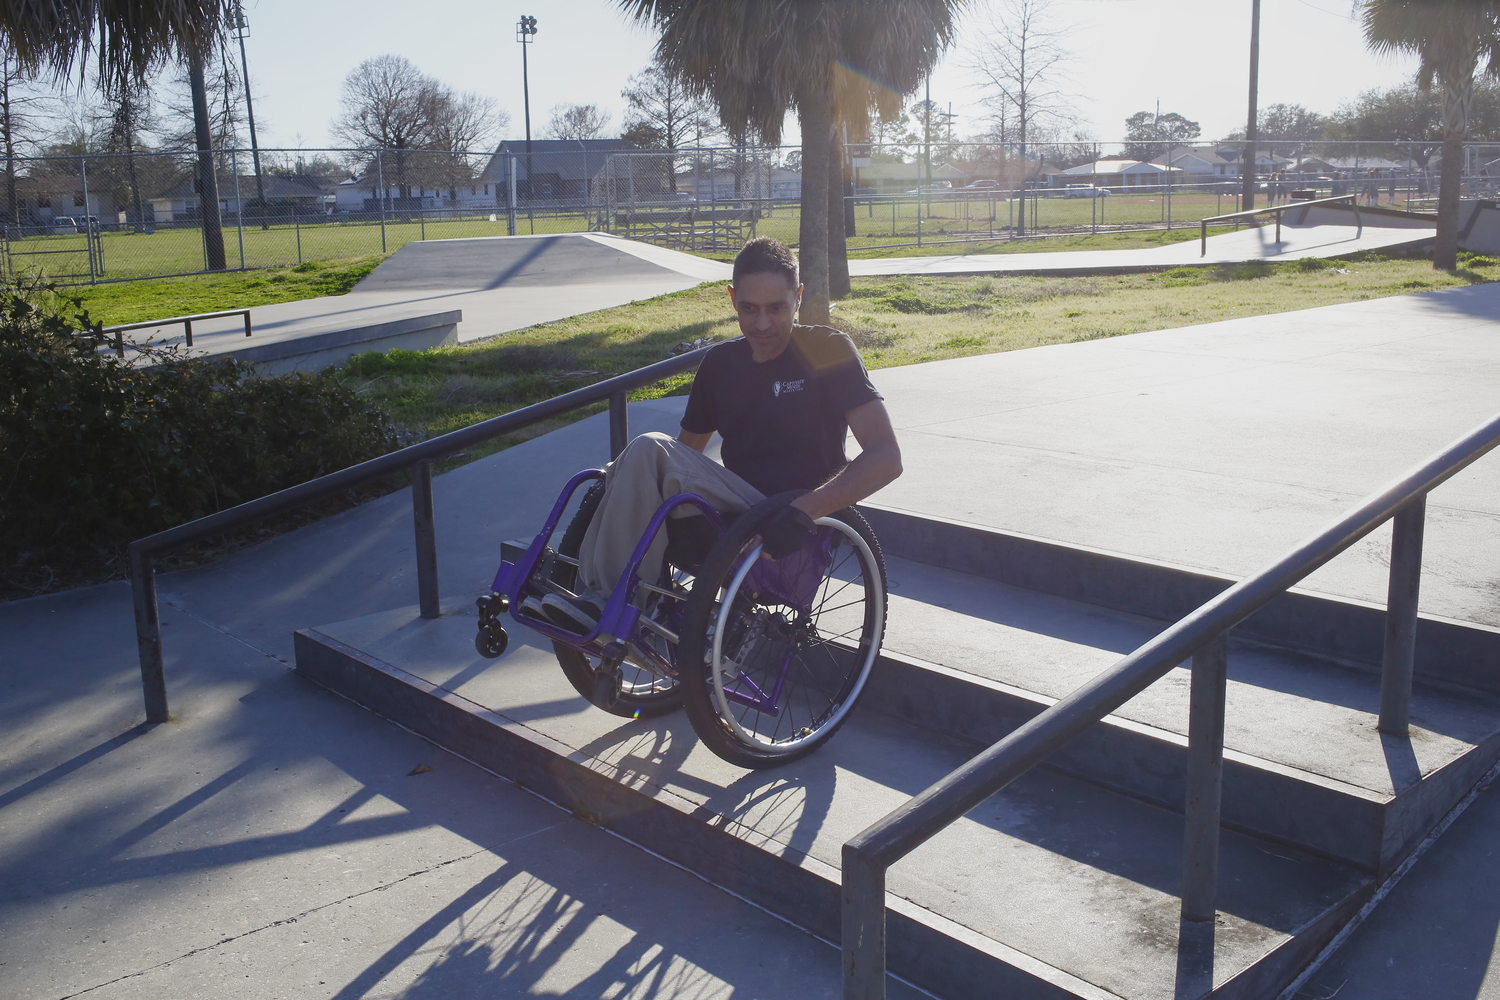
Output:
127 346 712 723
841 407 1500 998
1200 194 1362 255
104 308 253 354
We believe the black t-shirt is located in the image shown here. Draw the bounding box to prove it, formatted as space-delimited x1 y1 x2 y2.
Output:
681 325 882 496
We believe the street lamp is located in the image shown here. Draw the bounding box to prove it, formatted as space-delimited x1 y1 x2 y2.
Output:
517 15 537 204
227 0 267 227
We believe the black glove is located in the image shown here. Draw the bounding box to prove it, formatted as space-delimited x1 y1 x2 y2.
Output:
759 506 816 560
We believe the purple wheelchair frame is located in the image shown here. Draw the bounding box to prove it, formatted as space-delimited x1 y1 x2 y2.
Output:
487 468 839 715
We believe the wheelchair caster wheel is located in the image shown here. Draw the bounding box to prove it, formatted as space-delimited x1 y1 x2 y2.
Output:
475 623 509 659
591 669 621 711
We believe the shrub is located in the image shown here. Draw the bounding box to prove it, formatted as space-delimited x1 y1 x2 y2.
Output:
0 290 401 583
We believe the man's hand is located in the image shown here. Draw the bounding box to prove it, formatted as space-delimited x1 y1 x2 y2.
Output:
759 505 817 559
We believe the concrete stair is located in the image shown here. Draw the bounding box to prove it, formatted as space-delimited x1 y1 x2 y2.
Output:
292 503 1500 999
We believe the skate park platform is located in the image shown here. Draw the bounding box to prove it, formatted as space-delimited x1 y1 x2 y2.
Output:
111 232 732 369
276 281 1500 997
850 202 1438 277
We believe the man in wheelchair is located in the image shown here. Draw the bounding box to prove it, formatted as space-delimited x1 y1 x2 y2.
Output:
528 235 904 634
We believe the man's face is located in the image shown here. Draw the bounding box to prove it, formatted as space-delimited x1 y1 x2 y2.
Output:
728 271 802 362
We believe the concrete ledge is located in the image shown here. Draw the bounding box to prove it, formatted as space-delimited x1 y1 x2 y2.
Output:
859 504 1500 698
222 309 462 374
291 627 1105 1000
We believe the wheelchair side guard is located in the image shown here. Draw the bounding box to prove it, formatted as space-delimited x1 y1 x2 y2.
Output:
491 468 605 595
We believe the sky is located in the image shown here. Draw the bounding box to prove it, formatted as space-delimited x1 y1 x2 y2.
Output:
226 0 1420 153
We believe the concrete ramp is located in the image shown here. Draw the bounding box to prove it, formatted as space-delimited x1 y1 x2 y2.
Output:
851 202 1436 278
355 232 729 293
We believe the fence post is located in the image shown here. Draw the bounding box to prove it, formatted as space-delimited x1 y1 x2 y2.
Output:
1379 495 1427 736
376 150 388 253
1181 633 1228 923
129 546 169 723
412 459 441 619
508 155 518 236
80 155 97 284
609 391 629 460
231 148 246 269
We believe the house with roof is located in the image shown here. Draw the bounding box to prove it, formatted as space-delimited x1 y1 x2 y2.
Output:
476 138 639 204
1150 146 1242 179
151 173 330 222
1046 158 1184 189
854 160 967 193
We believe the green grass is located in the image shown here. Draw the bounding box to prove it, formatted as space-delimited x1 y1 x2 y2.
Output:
344 253 1500 454
47 255 391 326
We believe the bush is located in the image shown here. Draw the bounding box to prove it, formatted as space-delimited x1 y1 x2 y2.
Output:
0 290 401 583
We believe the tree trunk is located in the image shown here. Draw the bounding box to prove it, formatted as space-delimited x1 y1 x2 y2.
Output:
1434 73 1473 272
828 129 850 301
796 81 833 326
189 48 227 271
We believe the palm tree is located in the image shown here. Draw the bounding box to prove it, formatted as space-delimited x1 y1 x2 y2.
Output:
0 1 225 83
1362 0 1500 270
619 1 965 324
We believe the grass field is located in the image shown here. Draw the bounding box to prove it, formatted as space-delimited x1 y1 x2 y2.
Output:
348 253 1500 452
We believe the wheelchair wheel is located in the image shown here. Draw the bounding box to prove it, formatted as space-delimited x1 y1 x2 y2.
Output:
553 642 683 718
678 494 886 768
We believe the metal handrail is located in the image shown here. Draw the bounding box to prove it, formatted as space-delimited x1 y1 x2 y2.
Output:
1199 193 1362 255
104 308 253 353
128 345 713 723
841 407 1500 998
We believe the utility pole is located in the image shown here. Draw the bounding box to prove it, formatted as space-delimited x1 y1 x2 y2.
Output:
228 1 267 229
518 15 537 204
1242 0 1261 209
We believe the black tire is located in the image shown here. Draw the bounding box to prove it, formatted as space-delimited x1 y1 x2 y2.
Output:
553 640 683 718
678 493 887 768
549 478 684 717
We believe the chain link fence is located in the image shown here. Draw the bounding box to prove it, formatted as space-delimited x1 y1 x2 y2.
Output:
0 139 1483 286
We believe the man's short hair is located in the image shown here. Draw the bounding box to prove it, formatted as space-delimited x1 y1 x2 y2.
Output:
732 236 799 289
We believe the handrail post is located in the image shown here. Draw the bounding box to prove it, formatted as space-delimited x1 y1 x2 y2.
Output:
413 460 440 619
842 845 888 1000
243 310 252 337
1181 633 1228 923
1379 495 1426 736
184 317 193 348
129 546 169 723
609 390 629 460
1201 218 1207 257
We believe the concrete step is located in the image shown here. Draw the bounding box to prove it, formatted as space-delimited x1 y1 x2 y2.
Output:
858 505 1500 874
294 602 1370 1000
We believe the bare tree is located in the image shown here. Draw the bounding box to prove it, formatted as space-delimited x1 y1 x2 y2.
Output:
0 46 51 224
542 103 612 140
622 63 716 148
162 54 253 158
331 54 441 209
424 88 507 202
965 0 1078 159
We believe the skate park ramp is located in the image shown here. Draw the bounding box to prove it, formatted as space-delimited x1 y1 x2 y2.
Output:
112 232 731 366
851 201 1437 277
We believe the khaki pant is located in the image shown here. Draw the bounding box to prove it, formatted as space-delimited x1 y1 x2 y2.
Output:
577 431 765 596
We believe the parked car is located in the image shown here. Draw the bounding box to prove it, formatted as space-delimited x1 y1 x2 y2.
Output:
965 179 1001 190
50 216 77 234
1062 184 1111 198
905 180 953 195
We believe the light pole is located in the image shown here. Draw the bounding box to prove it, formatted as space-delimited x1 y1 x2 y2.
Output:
1242 0 1261 209
228 0 267 228
518 15 537 203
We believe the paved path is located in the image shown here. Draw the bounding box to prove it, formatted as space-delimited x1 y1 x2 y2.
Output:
850 215 1433 278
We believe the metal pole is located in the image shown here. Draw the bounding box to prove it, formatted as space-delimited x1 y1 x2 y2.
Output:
842 846 888 1000
231 148 246 269
1181 634 1228 923
1379 496 1427 736
1242 0 1261 210
508 155 518 235
609 391 629 459
376 150 387 253
413 460 440 620
79 154 96 283
130 548 169 723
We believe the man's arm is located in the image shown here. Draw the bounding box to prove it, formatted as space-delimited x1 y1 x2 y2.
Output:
678 428 712 452
790 399 902 520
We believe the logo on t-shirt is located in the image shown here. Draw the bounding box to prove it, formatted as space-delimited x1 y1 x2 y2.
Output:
772 379 805 397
